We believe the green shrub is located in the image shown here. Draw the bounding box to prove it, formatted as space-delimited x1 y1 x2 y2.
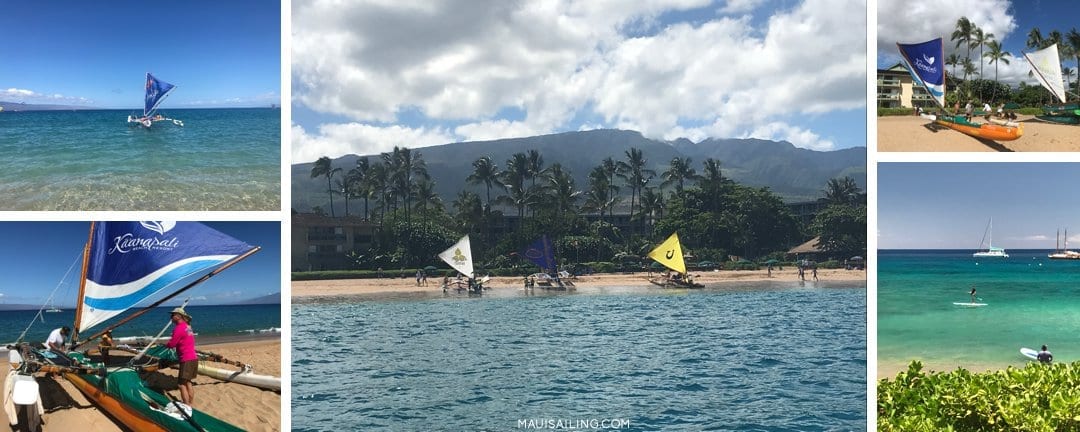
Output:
879 360 1080 431
878 107 916 117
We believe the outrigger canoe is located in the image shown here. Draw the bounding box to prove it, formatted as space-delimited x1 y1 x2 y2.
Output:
932 115 1023 141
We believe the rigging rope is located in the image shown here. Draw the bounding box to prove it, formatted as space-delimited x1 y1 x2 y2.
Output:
15 250 84 344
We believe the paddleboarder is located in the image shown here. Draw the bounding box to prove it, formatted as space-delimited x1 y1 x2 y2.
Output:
970 286 977 304
1037 345 1053 364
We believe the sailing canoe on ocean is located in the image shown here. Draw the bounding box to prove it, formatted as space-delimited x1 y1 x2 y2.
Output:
127 73 184 128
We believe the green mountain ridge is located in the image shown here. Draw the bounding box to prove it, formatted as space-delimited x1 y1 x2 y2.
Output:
292 129 866 213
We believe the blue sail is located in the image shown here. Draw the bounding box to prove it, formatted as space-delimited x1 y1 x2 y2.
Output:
521 235 556 272
143 73 176 117
896 38 945 107
78 221 253 332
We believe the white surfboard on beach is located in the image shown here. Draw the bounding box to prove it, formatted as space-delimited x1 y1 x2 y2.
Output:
1020 347 1038 360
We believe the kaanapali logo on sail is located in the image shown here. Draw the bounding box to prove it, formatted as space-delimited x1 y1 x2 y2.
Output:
915 54 938 75
108 222 180 254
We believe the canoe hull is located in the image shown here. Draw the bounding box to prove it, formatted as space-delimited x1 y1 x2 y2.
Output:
1035 114 1080 125
198 364 281 391
934 117 1023 141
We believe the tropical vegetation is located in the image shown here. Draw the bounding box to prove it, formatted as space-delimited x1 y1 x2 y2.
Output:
879 361 1080 430
298 146 865 272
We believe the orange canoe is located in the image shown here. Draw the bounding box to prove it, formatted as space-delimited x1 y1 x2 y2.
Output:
934 116 1023 141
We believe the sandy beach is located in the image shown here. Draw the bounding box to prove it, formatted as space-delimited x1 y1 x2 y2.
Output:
293 268 866 299
877 115 1080 152
877 358 1033 381
1 337 280 431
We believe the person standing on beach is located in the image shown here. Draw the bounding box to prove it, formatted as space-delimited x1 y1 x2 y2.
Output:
812 266 818 281
1037 345 1053 364
45 326 69 352
965 101 974 122
166 307 198 406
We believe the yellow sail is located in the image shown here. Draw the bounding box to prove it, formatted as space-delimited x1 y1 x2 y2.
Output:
647 232 686 275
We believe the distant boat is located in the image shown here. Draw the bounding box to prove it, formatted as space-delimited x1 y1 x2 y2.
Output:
521 235 574 290
45 303 62 313
126 73 184 128
973 218 1008 258
1048 229 1080 259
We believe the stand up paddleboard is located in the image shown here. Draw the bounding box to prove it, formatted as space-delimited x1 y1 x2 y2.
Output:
1020 347 1038 360
952 302 988 307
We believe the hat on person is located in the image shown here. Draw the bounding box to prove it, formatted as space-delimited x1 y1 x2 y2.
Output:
170 307 192 322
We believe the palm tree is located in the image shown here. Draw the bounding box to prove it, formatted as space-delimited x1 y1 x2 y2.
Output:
364 162 390 225
660 156 699 195
638 187 664 225
824 176 861 206
946 53 960 80
1027 27 1045 50
1064 67 1076 95
698 158 726 212
984 40 1010 102
350 157 371 220
310 156 341 217
973 28 993 100
951 17 976 93
585 165 619 222
383 146 429 226
1068 29 1080 98
466 156 503 210
545 163 580 233
451 190 484 233
412 179 441 214
600 157 620 210
616 148 655 234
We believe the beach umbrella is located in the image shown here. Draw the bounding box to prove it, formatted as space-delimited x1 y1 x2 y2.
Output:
849 256 864 261
649 261 665 269
765 259 779 265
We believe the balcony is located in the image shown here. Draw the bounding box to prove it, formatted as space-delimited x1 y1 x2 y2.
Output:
877 79 901 87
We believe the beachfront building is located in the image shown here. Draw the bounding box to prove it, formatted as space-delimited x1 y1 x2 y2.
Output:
787 193 866 227
292 213 377 271
878 63 936 109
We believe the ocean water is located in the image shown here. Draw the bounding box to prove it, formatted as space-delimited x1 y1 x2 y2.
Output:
0 304 280 345
879 249 1080 371
292 282 866 431
0 108 279 210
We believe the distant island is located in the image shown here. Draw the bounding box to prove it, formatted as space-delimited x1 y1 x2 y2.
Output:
0 101 96 111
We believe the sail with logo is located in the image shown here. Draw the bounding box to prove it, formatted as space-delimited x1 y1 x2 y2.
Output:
127 72 184 128
647 232 702 288
77 221 254 335
438 235 486 293
897 37 1023 141
520 235 574 289
1023 44 1080 125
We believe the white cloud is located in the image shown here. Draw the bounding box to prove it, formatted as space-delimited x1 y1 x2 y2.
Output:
2 87 93 105
878 0 1016 61
2 88 36 98
293 123 456 162
719 0 766 14
293 0 866 155
744 121 836 151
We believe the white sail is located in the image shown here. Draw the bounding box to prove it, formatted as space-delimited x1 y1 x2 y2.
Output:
438 235 474 277
1024 44 1067 103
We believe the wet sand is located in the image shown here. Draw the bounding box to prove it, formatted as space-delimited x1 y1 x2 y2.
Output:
1 336 280 431
877 115 1080 152
293 268 866 300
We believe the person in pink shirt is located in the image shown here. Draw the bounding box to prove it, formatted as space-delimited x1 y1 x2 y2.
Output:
166 307 198 405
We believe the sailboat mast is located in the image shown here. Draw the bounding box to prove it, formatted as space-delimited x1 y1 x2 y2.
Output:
73 245 261 351
71 221 96 346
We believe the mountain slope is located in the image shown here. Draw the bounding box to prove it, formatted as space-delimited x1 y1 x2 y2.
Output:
292 129 866 212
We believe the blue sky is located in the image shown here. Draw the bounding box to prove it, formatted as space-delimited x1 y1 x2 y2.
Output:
0 222 280 307
880 163 1080 250
878 0 1080 90
291 0 866 162
0 1 280 109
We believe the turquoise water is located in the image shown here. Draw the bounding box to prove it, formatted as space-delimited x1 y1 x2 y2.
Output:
292 282 866 431
879 249 1080 371
0 304 280 344
0 109 279 210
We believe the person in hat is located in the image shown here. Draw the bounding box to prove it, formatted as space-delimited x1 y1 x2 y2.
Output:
99 330 115 364
45 326 70 352
165 307 198 405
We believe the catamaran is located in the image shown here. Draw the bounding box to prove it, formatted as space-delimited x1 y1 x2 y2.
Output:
898 38 1023 141
1024 44 1080 125
3 222 278 432
647 232 703 288
521 235 574 290
973 218 1008 258
127 73 184 128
